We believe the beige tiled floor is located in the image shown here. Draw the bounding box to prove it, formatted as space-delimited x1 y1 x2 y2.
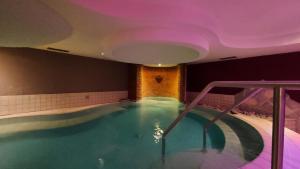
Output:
235 114 300 169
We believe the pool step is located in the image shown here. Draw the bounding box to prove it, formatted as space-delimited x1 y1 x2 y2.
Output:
150 149 246 169
191 109 244 158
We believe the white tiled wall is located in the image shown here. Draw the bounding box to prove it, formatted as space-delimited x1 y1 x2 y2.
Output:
186 92 235 109
0 91 128 115
187 91 300 133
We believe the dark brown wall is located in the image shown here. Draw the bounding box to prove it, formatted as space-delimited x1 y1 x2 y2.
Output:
0 47 128 95
128 64 138 100
187 52 300 101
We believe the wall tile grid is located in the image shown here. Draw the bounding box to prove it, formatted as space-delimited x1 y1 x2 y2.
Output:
186 92 235 109
187 91 300 133
0 91 128 115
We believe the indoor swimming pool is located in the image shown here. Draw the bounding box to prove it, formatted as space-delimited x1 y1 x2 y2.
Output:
0 97 263 169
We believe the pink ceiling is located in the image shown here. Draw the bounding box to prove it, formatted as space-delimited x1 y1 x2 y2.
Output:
1 0 300 65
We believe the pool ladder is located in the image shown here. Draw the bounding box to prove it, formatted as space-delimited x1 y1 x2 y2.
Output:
161 81 300 169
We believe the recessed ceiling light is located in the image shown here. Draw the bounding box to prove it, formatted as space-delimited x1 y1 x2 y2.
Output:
219 56 238 60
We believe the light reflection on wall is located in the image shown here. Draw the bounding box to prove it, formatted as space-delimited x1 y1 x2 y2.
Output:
140 66 180 99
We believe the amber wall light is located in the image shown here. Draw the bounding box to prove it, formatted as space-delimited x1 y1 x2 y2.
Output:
139 65 181 99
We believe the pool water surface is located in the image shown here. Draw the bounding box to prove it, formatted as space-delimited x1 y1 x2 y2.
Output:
0 97 240 169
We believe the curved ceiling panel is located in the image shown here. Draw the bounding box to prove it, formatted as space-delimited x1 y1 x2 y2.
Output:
2 0 300 64
111 42 202 65
0 0 72 47
72 0 300 49
102 28 209 64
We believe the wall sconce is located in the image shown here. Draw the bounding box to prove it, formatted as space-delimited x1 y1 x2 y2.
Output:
155 75 163 83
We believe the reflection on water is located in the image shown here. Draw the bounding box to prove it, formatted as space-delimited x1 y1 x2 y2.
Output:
97 158 104 169
153 122 164 143
138 97 180 144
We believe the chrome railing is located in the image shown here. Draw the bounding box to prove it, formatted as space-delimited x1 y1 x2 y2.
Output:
161 81 300 169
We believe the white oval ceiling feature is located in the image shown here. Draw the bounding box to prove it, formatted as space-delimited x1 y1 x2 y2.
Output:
111 42 205 65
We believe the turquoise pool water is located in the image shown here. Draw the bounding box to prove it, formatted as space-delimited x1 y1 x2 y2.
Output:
0 97 247 169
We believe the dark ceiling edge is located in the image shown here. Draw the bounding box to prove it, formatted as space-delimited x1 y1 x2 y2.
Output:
189 50 300 65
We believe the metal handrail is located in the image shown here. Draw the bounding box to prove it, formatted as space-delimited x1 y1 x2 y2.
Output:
162 84 213 137
162 81 300 138
161 81 300 169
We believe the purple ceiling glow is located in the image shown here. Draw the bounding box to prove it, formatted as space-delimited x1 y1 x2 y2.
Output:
1 0 300 64
73 0 300 47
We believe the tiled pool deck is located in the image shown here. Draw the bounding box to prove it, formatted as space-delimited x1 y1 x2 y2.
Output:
235 114 300 169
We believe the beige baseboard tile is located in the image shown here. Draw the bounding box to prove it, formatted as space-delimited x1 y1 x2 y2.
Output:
0 91 128 116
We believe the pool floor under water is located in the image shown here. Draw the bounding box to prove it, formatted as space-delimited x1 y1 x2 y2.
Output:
0 98 230 169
